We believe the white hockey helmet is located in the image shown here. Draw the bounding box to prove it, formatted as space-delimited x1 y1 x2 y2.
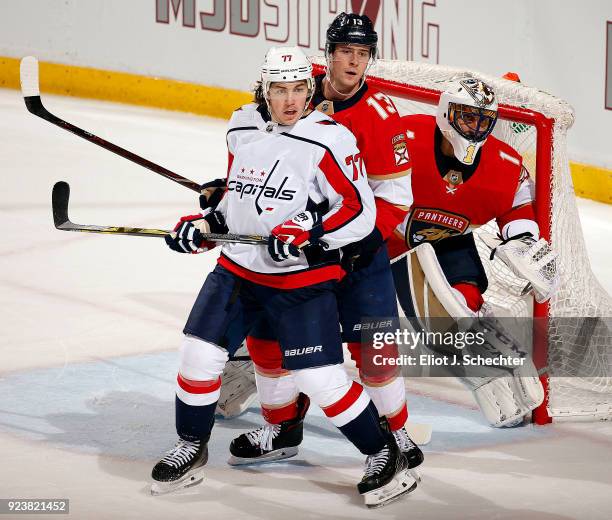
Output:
261 46 315 102
436 78 498 165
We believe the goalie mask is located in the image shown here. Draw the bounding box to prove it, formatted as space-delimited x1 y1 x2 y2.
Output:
436 78 498 165
260 46 315 122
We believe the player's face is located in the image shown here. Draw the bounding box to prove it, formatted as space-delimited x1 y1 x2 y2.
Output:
267 80 310 125
329 44 371 92
450 104 497 142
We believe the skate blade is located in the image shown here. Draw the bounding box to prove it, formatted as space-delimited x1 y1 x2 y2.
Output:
362 469 419 509
150 468 205 496
227 446 299 466
409 468 422 483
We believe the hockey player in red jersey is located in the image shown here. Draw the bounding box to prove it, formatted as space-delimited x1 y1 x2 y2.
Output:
153 45 415 507
389 77 558 428
226 13 426 475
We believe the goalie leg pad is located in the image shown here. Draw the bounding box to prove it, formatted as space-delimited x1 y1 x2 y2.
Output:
468 373 543 428
459 316 545 427
469 377 531 427
216 358 258 418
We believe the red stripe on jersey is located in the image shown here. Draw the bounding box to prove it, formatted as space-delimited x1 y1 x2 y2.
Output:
226 151 234 179
322 381 363 418
218 254 345 290
375 198 410 241
496 203 536 232
177 375 222 394
318 151 363 233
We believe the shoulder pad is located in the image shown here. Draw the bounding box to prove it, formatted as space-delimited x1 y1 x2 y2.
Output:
287 111 355 148
228 103 261 130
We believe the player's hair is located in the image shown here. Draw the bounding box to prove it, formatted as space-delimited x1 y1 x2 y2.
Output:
253 81 265 107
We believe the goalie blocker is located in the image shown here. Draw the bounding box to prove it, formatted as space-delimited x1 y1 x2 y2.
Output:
392 243 544 428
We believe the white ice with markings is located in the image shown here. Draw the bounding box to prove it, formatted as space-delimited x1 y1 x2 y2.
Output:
1 88 611 519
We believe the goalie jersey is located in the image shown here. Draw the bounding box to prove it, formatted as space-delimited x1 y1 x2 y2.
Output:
388 114 535 259
216 103 376 289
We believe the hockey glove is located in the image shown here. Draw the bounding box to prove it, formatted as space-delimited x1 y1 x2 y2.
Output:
165 210 228 254
268 210 323 262
491 232 559 303
341 227 384 272
199 177 226 211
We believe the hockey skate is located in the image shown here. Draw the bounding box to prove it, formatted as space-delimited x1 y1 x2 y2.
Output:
358 439 418 508
393 427 424 469
151 437 208 495
392 426 424 484
228 393 309 466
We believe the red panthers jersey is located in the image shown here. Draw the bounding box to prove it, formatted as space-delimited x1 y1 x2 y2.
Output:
311 75 412 239
388 114 534 259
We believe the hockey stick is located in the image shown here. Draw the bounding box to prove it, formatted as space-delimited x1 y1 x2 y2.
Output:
52 181 267 244
20 56 201 193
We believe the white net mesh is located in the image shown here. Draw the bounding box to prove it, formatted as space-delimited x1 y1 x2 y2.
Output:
313 57 612 421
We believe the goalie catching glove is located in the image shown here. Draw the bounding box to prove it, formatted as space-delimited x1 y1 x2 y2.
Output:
165 210 228 253
268 210 323 262
491 232 559 303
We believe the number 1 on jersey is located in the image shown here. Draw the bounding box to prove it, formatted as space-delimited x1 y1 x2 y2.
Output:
463 144 476 164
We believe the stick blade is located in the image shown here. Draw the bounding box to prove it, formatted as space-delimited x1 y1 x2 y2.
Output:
404 420 433 446
20 56 40 98
52 181 70 229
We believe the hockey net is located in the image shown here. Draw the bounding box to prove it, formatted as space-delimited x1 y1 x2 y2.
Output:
313 58 612 423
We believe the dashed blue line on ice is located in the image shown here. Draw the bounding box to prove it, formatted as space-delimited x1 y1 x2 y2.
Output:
0 352 551 464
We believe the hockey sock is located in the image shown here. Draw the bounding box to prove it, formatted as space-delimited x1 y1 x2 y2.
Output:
387 403 409 431
336 400 388 455
262 400 299 424
322 381 387 455
175 396 216 441
175 374 221 441
362 378 408 431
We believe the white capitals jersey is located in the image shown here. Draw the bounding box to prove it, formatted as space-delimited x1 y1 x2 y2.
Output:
216 103 376 289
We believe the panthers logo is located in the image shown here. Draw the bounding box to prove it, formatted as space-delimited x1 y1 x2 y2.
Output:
412 227 455 243
406 207 470 248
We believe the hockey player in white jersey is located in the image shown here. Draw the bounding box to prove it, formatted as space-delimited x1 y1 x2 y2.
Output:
154 46 415 507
